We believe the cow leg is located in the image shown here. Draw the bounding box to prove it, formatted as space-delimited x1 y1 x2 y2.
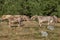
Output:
49 20 54 26
18 19 21 27
18 22 21 27
39 22 42 27
48 21 50 26
9 20 13 27
48 23 50 26
9 21 11 27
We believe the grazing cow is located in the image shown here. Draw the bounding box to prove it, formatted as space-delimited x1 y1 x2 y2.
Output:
31 15 57 27
1 15 21 27
1 15 30 27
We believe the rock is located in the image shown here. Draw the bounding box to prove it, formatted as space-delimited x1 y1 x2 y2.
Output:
47 25 54 30
41 31 48 37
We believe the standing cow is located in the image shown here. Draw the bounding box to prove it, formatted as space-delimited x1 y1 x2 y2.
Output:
31 15 57 27
1 15 30 27
1 15 21 27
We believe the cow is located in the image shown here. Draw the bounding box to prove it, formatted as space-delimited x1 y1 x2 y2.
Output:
1 15 30 27
1 15 21 27
31 15 57 27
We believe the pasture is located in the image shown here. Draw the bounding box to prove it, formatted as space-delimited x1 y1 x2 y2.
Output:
0 21 60 40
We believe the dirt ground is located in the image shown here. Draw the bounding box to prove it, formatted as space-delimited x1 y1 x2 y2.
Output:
0 21 60 40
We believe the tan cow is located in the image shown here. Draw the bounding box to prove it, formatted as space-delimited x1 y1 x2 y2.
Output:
1 15 30 27
31 15 57 27
1 15 21 27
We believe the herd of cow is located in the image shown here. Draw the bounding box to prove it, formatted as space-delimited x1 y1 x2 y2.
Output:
0 15 59 27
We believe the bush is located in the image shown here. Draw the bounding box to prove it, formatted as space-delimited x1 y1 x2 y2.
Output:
0 0 60 17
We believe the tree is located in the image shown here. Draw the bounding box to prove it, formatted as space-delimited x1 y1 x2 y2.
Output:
0 0 60 17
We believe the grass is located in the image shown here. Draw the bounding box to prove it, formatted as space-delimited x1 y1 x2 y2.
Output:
0 21 60 40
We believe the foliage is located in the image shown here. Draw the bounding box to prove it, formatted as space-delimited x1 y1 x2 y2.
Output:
0 0 60 17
